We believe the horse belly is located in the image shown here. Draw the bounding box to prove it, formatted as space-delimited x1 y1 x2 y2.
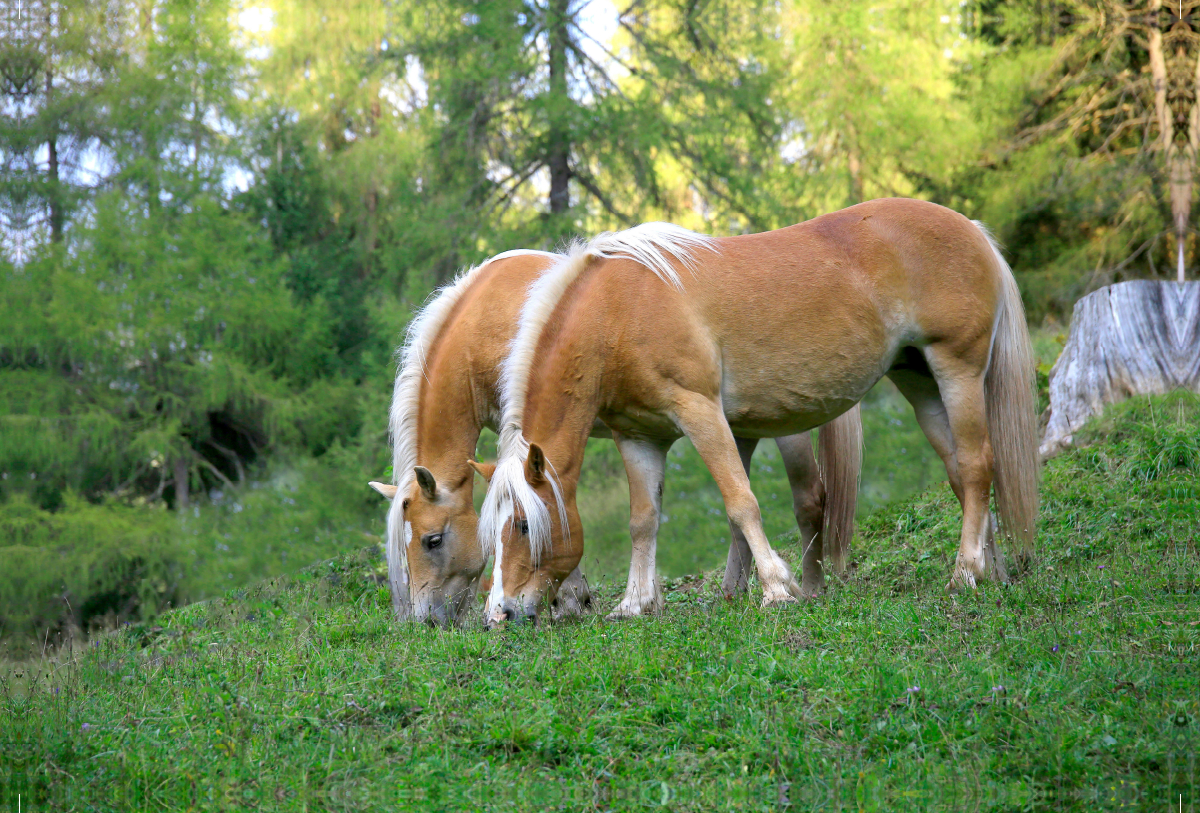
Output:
720 347 887 437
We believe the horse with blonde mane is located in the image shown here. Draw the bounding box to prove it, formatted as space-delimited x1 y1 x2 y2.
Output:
480 198 1039 626
369 247 862 625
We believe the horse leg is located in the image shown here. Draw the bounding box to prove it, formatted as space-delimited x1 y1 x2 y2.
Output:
919 349 1006 588
720 436 759 598
672 392 802 605
887 369 965 503
774 433 826 597
609 432 670 618
889 366 1008 585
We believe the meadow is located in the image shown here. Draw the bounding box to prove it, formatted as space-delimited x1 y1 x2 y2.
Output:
2 394 1196 811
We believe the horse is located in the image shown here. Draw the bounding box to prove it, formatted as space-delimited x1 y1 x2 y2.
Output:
479 198 1039 626
368 248 862 625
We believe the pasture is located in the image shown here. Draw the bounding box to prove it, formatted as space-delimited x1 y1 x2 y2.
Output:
2 395 1196 811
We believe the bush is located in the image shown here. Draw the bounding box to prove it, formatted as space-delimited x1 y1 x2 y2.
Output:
0 494 184 650
0 451 385 655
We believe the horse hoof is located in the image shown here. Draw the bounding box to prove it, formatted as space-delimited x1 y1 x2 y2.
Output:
605 597 663 620
761 594 799 608
761 584 800 607
947 570 978 593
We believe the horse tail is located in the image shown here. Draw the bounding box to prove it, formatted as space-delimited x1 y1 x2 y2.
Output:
817 403 862 573
975 222 1039 562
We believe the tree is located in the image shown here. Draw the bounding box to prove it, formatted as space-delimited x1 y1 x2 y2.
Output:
967 0 1197 318
971 0 1200 452
0 0 355 511
0 0 125 256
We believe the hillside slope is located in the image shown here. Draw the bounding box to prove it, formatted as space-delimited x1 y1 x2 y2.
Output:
2 395 1197 811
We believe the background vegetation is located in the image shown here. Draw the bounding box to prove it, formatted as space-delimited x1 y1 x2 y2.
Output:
0 0 1191 650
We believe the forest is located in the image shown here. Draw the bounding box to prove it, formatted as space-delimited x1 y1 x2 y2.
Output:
0 0 1193 644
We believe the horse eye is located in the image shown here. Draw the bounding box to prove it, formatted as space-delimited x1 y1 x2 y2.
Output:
518 520 529 535
423 533 443 550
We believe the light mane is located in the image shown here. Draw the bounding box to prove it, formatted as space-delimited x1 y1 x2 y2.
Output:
385 249 558 616
479 223 718 567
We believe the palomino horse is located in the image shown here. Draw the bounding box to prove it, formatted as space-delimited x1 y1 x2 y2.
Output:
480 198 1038 626
369 249 862 624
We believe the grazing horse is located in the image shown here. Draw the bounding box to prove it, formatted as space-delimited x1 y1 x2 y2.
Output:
369 249 862 624
480 198 1039 626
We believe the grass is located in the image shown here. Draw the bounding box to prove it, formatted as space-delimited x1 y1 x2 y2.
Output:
1 394 1198 811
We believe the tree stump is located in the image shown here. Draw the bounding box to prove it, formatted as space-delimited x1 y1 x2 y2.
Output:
1040 280 1200 458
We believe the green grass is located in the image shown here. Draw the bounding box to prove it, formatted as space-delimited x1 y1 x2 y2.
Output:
2 394 1198 811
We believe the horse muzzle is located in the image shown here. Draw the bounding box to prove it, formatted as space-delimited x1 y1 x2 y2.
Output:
484 598 538 629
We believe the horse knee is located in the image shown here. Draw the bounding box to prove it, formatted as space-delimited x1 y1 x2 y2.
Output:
726 492 763 532
629 512 658 542
793 483 825 532
956 450 994 490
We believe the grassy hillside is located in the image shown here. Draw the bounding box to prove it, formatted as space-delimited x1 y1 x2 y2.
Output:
2 394 1197 811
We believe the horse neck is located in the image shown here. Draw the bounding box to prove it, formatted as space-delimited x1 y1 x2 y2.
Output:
416 335 489 487
520 319 606 489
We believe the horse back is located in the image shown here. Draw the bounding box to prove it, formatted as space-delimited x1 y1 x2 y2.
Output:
590 199 1003 435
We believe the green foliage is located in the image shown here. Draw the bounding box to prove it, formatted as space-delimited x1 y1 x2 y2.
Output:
3 395 1195 809
2 189 351 507
961 0 1179 320
0 494 182 647
0 452 384 653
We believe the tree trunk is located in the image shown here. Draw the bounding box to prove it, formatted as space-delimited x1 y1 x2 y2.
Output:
173 457 190 511
45 69 63 244
1040 280 1200 458
546 0 571 214
1149 0 1198 282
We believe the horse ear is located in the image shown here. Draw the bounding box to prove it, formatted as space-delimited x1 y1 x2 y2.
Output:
467 459 496 482
524 444 547 485
414 466 437 500
368 481 398 499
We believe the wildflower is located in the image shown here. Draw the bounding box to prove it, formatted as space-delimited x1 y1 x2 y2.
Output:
1052 645 1059 653
1098 565 1106 570
81 723 91 731
907 685 921 694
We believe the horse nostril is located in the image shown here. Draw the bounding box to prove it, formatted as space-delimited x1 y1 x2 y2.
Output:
502 607 515 621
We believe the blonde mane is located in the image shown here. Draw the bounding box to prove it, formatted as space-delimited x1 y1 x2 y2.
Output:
385 249 558 615
479 223 718 567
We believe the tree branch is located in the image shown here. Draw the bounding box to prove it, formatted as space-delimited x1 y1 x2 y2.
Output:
572 168 635 226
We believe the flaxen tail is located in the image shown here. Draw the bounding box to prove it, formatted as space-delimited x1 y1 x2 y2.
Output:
976 223 1040 562
817 403 862 573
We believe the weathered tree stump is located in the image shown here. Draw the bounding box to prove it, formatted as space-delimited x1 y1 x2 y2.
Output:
1040 280 1200 458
